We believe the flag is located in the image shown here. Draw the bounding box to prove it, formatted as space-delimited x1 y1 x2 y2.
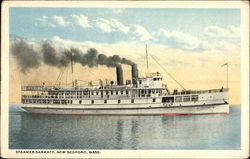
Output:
221 62 228 67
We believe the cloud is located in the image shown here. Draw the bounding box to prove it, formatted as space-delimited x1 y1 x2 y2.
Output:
94 18 129 34
93 19 151 41
129 24 151 41
204 25 240 38
52 16 71 27
71 14 91 28
94 18 113 32
34 15 239 52
35 16 55 27
153 28 209 51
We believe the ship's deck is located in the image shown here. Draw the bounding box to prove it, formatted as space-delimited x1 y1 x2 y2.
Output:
21 85 229 95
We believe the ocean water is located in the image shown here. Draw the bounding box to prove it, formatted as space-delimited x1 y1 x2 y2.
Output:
9 104 241 150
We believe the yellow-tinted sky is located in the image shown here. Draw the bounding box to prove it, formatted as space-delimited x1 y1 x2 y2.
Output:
9 43 241 105
9 8 241 105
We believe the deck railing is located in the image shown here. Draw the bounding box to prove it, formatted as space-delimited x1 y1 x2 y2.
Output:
171 88 229 95
21 85 134 91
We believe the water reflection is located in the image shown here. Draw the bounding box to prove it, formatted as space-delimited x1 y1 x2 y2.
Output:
115 120 123 148
130 119 139 149
9 106 240 149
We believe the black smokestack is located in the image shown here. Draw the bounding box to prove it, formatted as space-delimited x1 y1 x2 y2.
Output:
116 65 123 85
132 64 138 84
10 38 136 73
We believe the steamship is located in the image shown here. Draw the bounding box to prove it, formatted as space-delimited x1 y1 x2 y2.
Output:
21 63 229 115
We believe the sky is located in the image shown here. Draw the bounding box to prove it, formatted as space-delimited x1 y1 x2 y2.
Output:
9 7 241 104
10 8 240 47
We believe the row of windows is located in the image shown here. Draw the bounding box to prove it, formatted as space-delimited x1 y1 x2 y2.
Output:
175 95 199 102
23 89 163 99
22 99 73 104
153 78 162 81
22 98 157 104
47 90 130 96
89 98 156 104
22 95 90 99
48 91 89 95
91 90 129 95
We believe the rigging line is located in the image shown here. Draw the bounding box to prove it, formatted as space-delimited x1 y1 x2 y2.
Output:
139 50 146 77
54 69 63 86
58 67 67 85
70 53 74 86
54 67 66 86
149 53 186 90
86 67 99 79
146 44 149 73
65 66 68 86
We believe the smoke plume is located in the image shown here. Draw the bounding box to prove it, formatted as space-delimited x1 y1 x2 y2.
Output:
10 38 136 73
10 39 42 73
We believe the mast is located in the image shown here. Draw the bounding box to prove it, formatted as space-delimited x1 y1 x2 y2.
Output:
70 53 74 87
226 62 228 89
146 44 149 73
221 62 228 89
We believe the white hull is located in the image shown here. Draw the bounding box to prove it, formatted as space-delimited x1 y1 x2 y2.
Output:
21 103 229 115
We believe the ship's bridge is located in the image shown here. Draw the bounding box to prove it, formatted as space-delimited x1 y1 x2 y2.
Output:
136 72 164 88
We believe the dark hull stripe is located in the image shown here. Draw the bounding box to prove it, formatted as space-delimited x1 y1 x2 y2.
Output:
22 103 227 111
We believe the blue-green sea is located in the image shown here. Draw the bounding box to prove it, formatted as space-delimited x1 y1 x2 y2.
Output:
9 104 241 149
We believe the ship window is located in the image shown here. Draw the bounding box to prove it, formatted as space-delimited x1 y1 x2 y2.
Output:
116 91 118 95
126 90 128 94
106 91 108 95
139 81 142 84
153 78 157 81
91 92 94 95
79 100 82 104
183 96 190 102
149 90 151 94
111 91 113 95
153 98 156 102
96 92 99 95
131 99 134 103
92 100 94 104
104 99 107 104
162 97 174 103
118 99 121 103
175 96 182 102
191 95 198 101
71 100 73 104
53 100 60 104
